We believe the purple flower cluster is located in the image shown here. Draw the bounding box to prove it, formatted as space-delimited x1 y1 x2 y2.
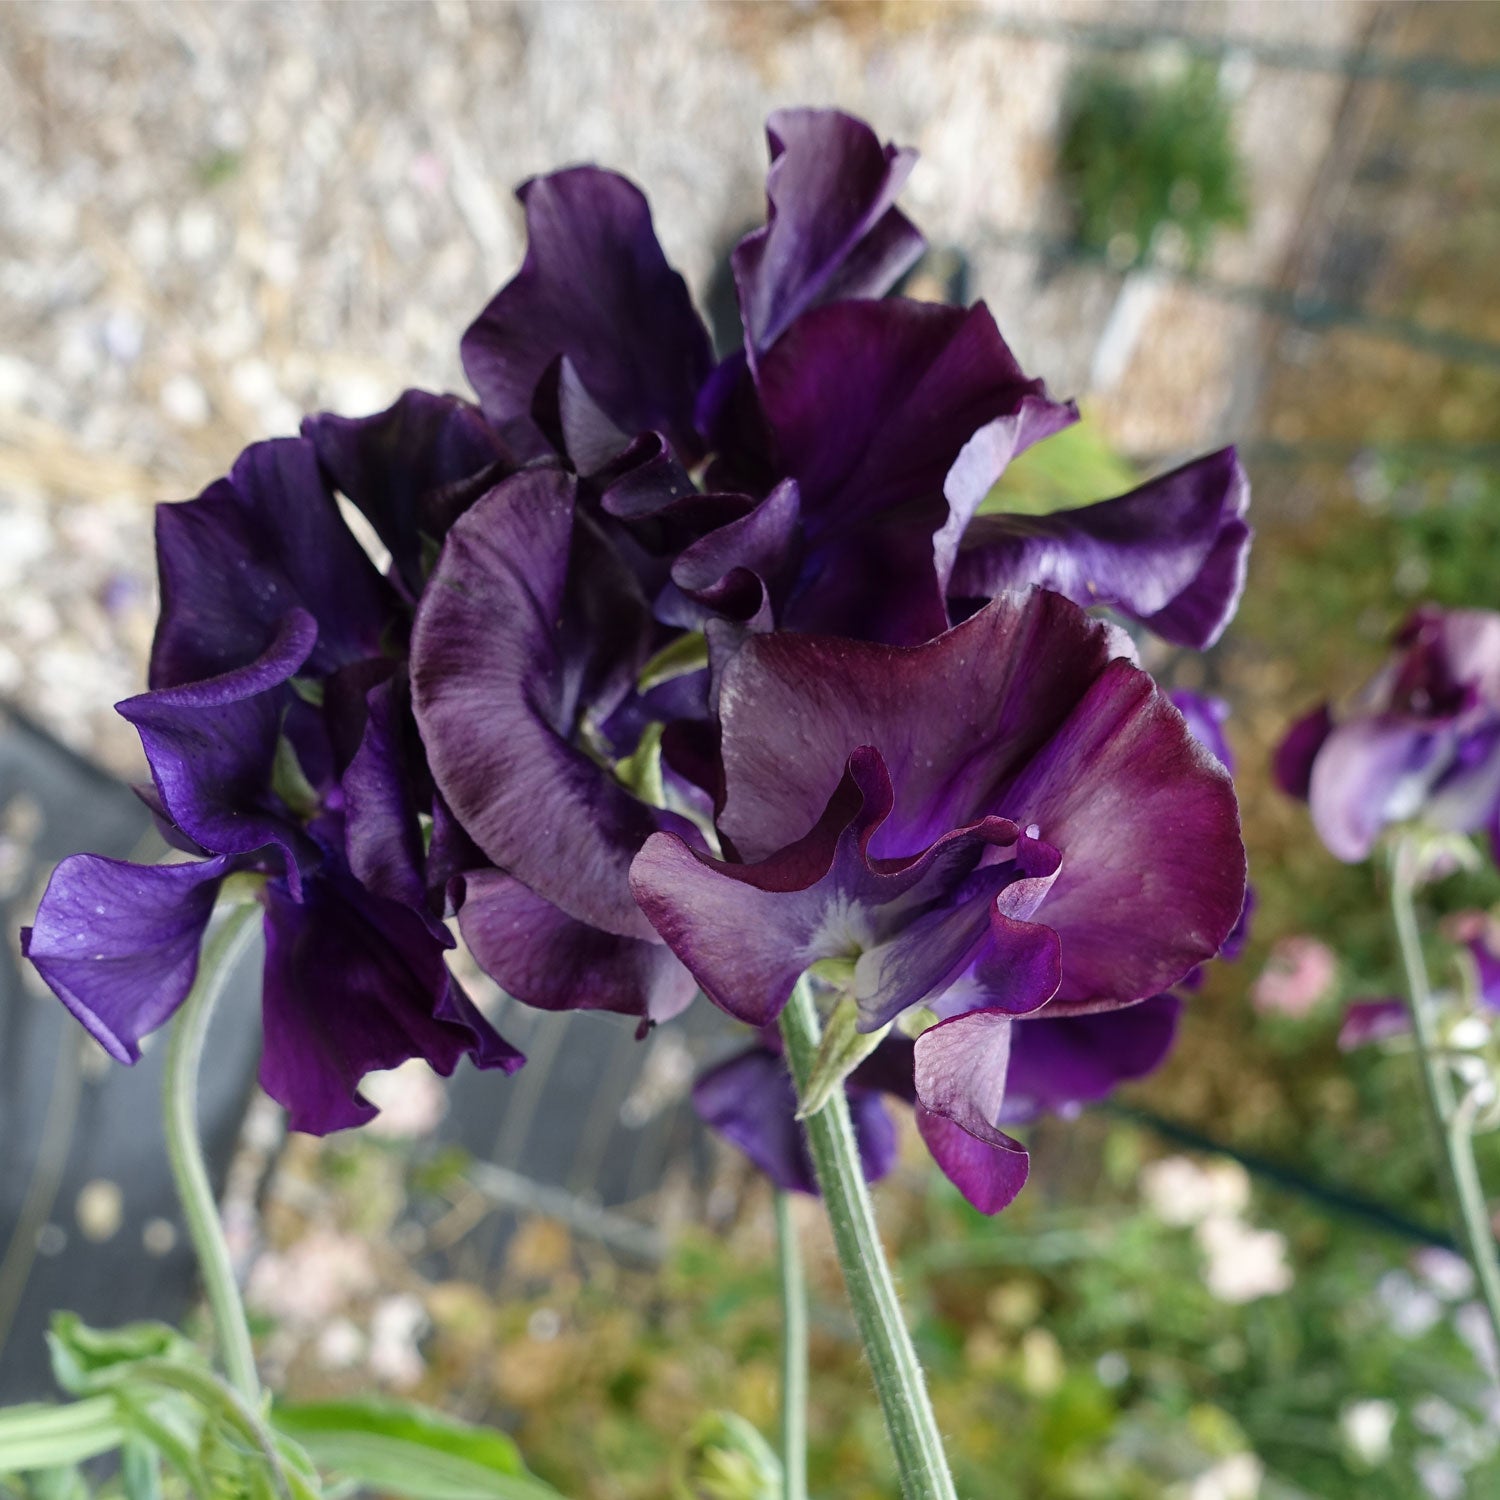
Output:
24 110 1250 1210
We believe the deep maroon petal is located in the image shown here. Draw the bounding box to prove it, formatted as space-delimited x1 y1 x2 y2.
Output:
303 389 509 598
117 611 319 885
912 1008 1031 1212
995 656 1245 1010
1274 704 1334 800
259 877 522 1135
457 869 696 1023
952 449 1250 650
716 590 1119 862
460 168 713 463
692 1046 898 1195
999 994 1182 1124
733 108 924 357
23 854 236 1063
757 299 1070 532
411 470 699 938
151 438 397 688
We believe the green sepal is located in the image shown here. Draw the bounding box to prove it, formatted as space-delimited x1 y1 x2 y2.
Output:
794 995 892 1121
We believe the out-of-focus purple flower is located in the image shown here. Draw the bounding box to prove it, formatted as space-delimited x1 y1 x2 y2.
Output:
1460 918 1500 1011
633 589 1246 1212
1276 606 1500 862
1251 935 1339 1019
1171 689 1235 773
1338 999 1411 1051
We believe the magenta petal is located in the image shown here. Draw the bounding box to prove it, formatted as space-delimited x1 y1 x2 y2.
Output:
460 168 712 463
692 1046 898 1195
259 878 522 1135
733 108 924 357
1000 994 1182 1123
151 438 397 689
913 1008 1030 1213
952 449 1250 650
411 469 697 939
117 610 320 885
23 853 236 1063
458 869 696 1023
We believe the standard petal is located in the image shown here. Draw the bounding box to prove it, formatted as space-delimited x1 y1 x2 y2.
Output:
23 853 236 1063
258 877 522 1135
998 994 1183 1124
951 449 1251 650
717 589 1119 862
303 389 509 598
457 869 697 1023
757 299 1070 531
460 168 713 463
117 611 320 883
692 1046 897 1195
411 470 698 938
151 437 397 688
733 108 924 357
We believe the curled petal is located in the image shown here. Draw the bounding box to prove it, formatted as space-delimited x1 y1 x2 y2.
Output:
460 168 713 463
411 469 698 938
152 438 396 688
693 1046 898 1195
117 611 320 886
733 108 924 357
915 1107 1030 1215
23 853 237 1063
259 877 522 1135
457 869 696 1023
952 449 1251 650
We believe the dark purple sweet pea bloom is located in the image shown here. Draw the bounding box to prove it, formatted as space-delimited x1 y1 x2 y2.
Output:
20 435 528 1134
1276 606 1500 862
632 589 1246 1211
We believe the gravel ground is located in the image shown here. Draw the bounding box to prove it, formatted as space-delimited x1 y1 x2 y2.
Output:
0 0 1370 773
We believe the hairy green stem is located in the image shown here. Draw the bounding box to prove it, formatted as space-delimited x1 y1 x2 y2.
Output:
779 978 958 1500
1390 838 1500 1376
163 900 262 1405
774 1193 808 1500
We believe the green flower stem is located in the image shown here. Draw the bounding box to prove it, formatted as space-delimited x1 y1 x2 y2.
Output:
1390 838 1500 1373
774 1193 808 1500
778 978 959 1500
163 899 263 1405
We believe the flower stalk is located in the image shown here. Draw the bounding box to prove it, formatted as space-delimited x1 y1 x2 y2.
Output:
162 897 263 1405
1390 836 1500 1374
774 1193 808 1500
778 977 959 1500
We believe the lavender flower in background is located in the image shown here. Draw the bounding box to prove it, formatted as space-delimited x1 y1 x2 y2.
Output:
1276 606 1500 862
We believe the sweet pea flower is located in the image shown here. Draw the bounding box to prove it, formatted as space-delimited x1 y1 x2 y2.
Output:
25 436 524 1131
632 589 1246 1211
1276 605 1500 862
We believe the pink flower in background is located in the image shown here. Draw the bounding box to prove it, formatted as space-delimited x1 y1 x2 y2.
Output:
1251 935 1338 1017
